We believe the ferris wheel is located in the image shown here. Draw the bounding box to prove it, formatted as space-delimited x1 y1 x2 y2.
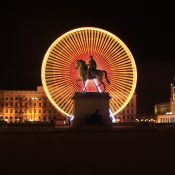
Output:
41 27 137 117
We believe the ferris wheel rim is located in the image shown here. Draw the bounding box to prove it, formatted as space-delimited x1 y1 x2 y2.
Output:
41 27 137 117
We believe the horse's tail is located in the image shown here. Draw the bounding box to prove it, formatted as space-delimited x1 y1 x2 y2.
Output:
103 71 110 85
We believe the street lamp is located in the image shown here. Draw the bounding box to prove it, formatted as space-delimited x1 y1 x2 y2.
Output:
31 97 38 121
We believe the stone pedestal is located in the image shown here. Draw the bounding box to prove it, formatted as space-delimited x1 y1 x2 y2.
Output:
71 92 112 128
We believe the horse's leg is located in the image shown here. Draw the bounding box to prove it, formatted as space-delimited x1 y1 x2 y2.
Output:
82 78 88 92
76 79 81 88
98 80 106 92
82 81 86 92
95 84 100 92
76 79 87 92
95 78 106 92
103 70 110 85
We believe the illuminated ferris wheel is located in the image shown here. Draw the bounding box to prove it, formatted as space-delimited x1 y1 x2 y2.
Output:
41 27 137 117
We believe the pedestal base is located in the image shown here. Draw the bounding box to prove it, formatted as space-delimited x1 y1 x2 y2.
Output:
71 92 112 129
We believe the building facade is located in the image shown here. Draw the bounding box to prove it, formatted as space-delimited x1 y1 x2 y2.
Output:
0 86 137 123
116 92 137 122
155 76 175 123
0 86 64 123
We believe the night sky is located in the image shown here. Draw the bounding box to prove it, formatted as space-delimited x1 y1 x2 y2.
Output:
0 1 175 115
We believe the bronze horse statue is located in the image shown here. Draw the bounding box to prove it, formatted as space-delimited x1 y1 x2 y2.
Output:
75 59 110 92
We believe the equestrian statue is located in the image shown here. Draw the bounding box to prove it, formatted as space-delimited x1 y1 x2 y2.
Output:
75 55 110 92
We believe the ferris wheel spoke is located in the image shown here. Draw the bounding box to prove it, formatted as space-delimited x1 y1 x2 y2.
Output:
41 27 137 117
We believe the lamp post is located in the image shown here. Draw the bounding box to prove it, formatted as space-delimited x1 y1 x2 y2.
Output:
31 97 38 121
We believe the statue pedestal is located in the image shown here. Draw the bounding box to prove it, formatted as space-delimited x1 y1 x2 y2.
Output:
71 92 112 129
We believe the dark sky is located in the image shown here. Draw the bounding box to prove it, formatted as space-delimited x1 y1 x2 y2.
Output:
0 1 175 115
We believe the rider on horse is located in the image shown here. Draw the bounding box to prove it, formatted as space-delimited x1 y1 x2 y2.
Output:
87 55 97 78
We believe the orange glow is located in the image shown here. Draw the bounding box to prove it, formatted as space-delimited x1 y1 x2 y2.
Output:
41 27 137 117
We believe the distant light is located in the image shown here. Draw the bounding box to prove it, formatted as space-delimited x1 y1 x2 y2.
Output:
116 118 120 122
70 114 74 121
166 112 172 115
31 97 38 100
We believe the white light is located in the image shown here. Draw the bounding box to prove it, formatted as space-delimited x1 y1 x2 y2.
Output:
83 80 89 91
70 114 74 121
93 79 102 92
32 97 38 100
166 112 172 115
109 109 116 123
